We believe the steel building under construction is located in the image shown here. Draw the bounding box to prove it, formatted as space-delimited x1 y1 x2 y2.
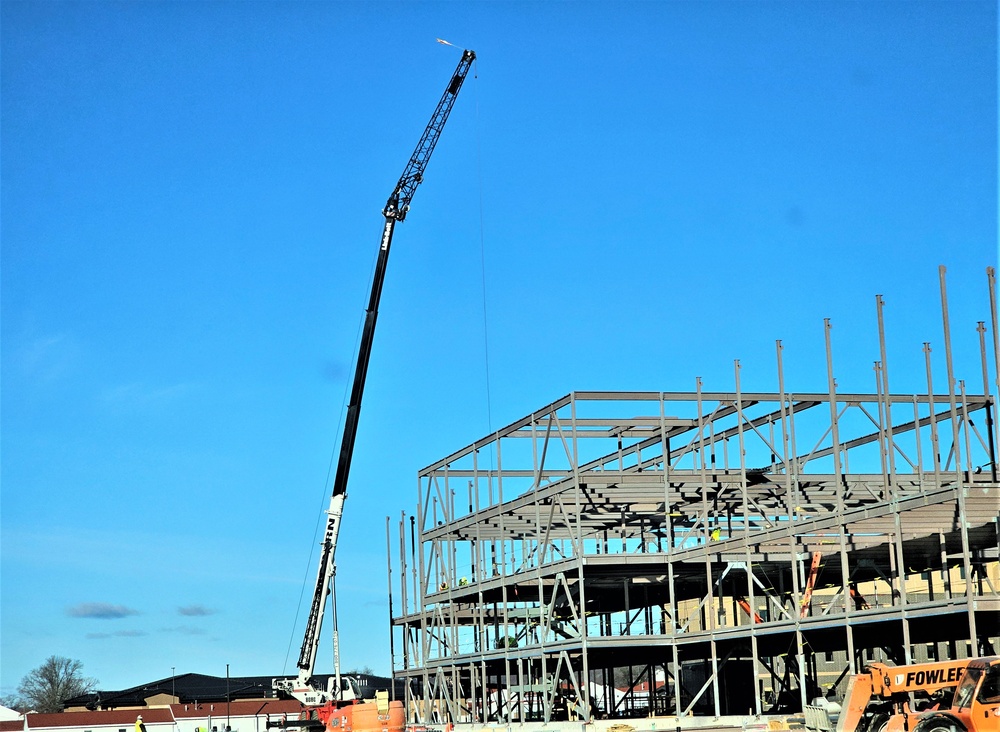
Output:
388 267 1000 726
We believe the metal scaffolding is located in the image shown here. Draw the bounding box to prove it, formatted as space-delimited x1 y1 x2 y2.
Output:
388 267 1000 725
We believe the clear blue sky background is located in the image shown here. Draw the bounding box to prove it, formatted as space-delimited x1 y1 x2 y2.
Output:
2 0 996 696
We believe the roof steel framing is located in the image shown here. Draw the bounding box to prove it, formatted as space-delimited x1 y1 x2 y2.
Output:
390 266 1000 725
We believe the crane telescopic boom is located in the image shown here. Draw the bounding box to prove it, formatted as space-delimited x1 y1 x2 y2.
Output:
274 48 475 707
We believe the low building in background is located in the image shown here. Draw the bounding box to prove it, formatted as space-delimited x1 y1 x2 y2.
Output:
0 673 400 732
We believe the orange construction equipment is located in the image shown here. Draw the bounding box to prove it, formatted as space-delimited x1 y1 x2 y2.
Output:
800 552 823 618
316 693 404 732
736 595 763 624
835 657 1000 732
272 693 405 732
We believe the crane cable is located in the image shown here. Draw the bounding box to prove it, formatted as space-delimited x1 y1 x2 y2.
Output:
474 58 495 444
284 47 486 675
282 246 375 676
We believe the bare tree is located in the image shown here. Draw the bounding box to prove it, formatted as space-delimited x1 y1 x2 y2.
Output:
13 656 97 713
0 696 26 714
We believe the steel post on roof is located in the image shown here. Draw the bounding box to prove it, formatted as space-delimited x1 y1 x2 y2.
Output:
734 359 763 716
661 391 683 717
825 319 857 674
877 295 897 491
415 483 430 723
989 267 1000 466
913 395 925 487
875 360 890 496
470 447 484 724
940 266 979 654
493 433 512 727
569 393 590 722
924 343 943 490
777 339 809 713
892 513 913 664
976 321 998 482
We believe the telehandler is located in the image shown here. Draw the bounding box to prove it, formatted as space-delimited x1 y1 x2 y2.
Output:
835 657 999 732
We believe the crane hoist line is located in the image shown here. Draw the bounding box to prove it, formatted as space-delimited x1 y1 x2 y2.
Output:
272 48 476 712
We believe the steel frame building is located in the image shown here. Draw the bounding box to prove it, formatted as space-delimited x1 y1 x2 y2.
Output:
389 269 1000 725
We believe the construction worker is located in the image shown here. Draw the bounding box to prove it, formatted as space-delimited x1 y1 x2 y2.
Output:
135 716 147 732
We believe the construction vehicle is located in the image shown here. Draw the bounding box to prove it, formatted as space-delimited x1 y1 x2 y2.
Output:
834 657 1000 732
269 47 476 731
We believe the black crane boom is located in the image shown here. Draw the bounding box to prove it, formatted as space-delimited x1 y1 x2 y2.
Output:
277 48 476 704
332 48 475 504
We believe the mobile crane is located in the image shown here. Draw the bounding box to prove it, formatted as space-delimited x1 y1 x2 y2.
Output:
834 657 1000 732
271 47 476 728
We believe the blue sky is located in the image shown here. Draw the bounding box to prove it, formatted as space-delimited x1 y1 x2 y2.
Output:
2 0 996 695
